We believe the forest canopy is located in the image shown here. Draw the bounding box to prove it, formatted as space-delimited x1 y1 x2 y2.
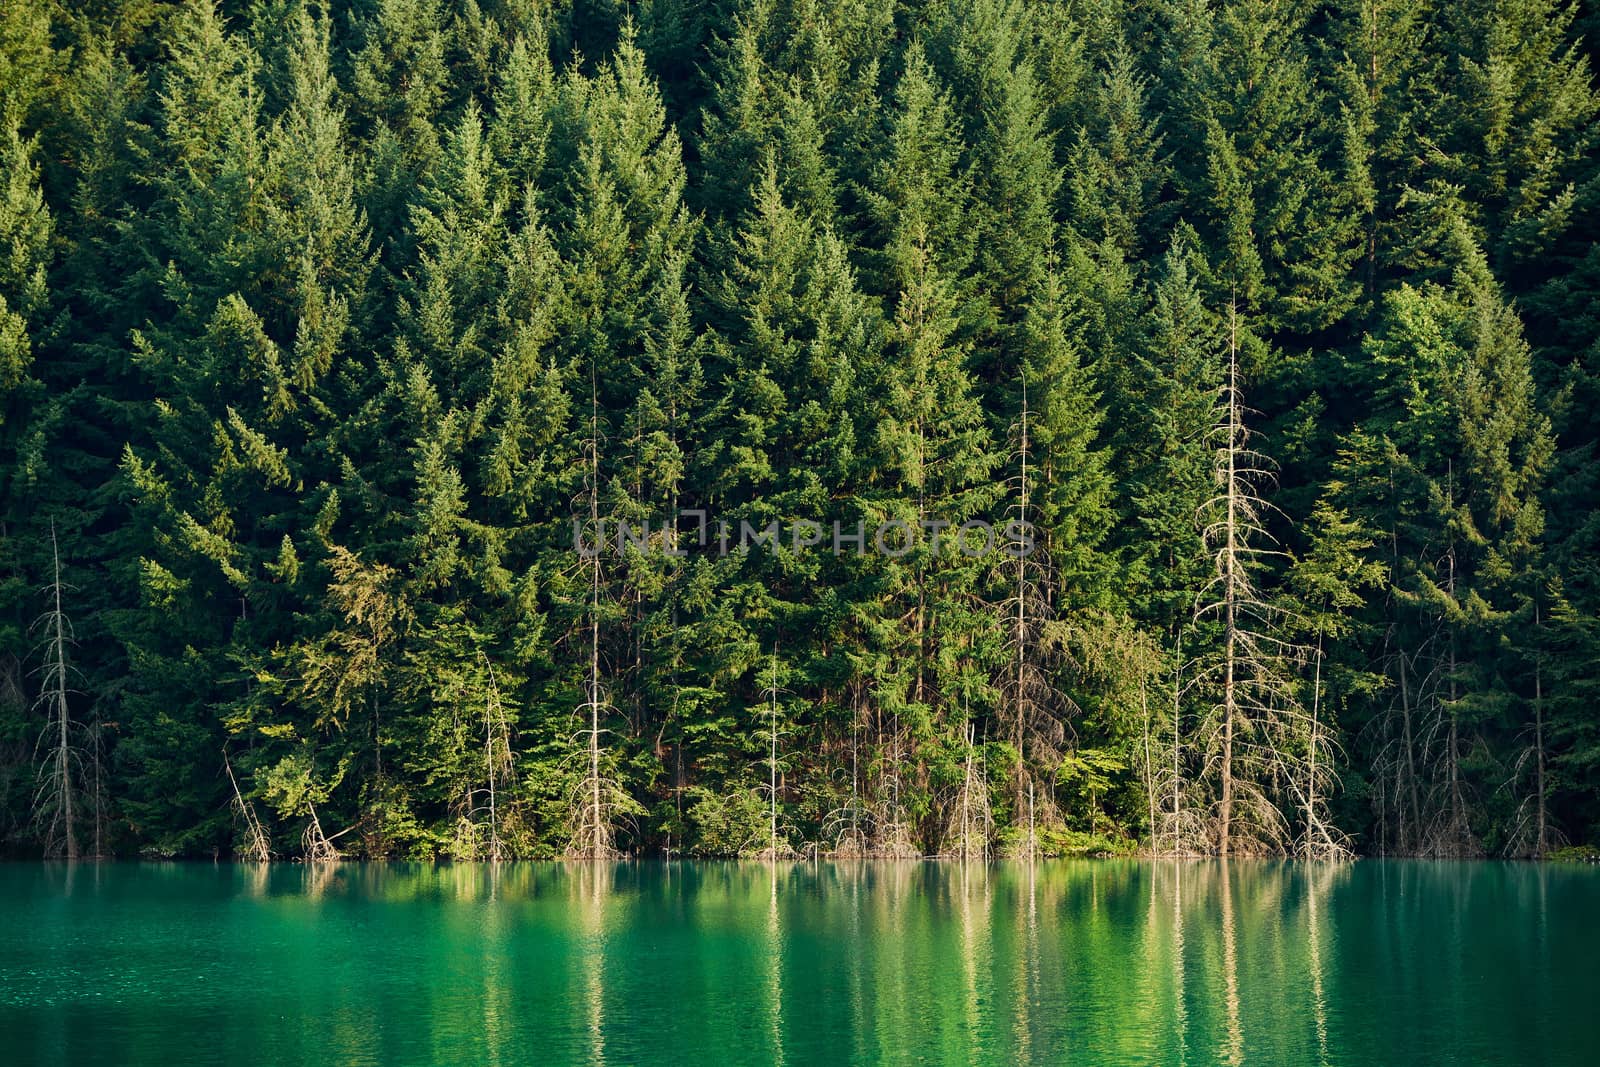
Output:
1 0 1597 860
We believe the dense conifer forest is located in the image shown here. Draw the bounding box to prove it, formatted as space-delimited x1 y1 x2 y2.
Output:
1 0 1597 860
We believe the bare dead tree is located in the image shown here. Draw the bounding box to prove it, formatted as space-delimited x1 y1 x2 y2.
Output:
1504 601 1562 859
261 745 349 861
1192 300 1306 856
1291 642 1353 860
1142 635 1205 856
567 381 628 859
997 380 1068 849
482 654 513 861
459 652 515 861
1421 471 1479 857
1381 623 1474 858
224 749 272 862
870 701 920 858
754 648 799 861
1150 631 1213 855
767 650 780 861
1141 682 1158 851
1378 530 1485 859
300 801 344 863
820 680 872 856
945 717 993 860
32 523 85 860
1367 633 1433 855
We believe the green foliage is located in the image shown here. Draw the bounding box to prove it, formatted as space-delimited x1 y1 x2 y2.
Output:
0 0 1595 858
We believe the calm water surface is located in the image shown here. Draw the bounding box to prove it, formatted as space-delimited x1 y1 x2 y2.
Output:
0 860 1594 1065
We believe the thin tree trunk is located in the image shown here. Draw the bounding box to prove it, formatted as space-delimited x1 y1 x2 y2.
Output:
589 525 602 851
35 522 80 861
1172 633 1183 856
1445 511 1465 851
1015 380 1029 819
1219 304 1240 859
1398 649 1420 853
1306 639 1327 858
1533 617 1547 859
572 380 613 860
1142 682 1157 854
51 527 76 861
225 751 270 862
481 653 506 862
768 648 780 861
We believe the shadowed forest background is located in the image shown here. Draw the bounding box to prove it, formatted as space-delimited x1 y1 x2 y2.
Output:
1 0 1598 860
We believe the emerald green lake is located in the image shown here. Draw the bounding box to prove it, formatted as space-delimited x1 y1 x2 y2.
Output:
1 861 1594 1065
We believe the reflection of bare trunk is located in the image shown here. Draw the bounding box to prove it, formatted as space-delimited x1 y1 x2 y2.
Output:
1307 867 1331 1066
1170 863 1187 1062
1013 860 1039 1065
577 862 608 1064
957 863 988 1052
765 865 784 1064
1219 862 1243 1066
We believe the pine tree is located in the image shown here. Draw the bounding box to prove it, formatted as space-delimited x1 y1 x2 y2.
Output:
0 119 53 685
0 1 52 129
489 26 555 204
112 0 279 855
347 0 451 241
1436 0 1597 270
931 0 1060 392
0 0 1595 859
1111 230 1221 634
1158 0 1363 338
1064 46 1168 268
1321 0 1437 307
1353 224 1555 855
1288 497 1385 858
695 156 879 848
857 63 999 848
